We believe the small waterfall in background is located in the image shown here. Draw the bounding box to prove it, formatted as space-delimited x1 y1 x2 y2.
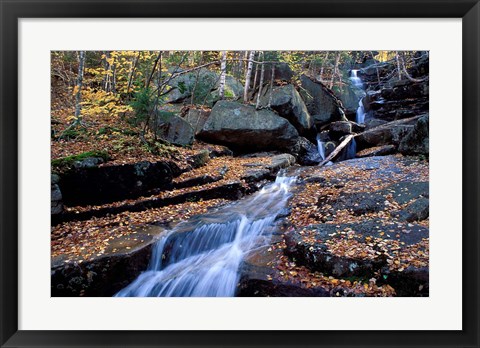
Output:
350 69 366 124
356 98 366 124
338 138 357 161
115 175 296 297
347 138 357 159
350 69 363 88
316 133 326 161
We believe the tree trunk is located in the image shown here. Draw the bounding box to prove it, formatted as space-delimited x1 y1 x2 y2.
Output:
190 52 204 105
74 51 85 123
255 52 265 109
243 51 249 74
219 50 227 100
145 51 162 88
396 51 402 80
329 52 340 89
268 63 276 107
399 53 428 83
235 51 243 79
252 52 260 91
111 63 117 94
104 51 112 92
319 51 329 81
243 50 256 103
370 51 381 85
126 52 140 95
101 51 109 90
309 53 317 77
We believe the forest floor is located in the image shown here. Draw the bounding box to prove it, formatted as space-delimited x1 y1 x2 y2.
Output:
268 155 429 296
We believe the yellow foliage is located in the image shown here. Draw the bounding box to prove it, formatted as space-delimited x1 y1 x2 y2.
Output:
80 87 133 118
82 50 158 94
375 51 396 62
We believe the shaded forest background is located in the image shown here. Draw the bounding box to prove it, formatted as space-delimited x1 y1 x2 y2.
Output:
51 50 427 163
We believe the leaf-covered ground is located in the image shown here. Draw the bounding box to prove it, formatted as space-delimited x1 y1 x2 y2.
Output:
51 154 282 263
262 155 429 296
51 199 229 262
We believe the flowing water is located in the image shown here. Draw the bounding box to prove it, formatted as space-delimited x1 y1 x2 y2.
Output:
350 70 366 124
115 175 296 297
350 69 363 88
356 98 366 124
339 138 357 161
316 133 326 161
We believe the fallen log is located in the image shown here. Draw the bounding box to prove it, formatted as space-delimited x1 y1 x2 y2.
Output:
319 134 355 167
354 115 424 149
356 115 422 138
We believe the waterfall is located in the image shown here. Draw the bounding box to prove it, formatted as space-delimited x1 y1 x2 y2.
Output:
115 175 296 297
339 138 357 161
316 133 326 161
350 69 363 88
351 69 366 124
347 138 357 159
356 98 366 124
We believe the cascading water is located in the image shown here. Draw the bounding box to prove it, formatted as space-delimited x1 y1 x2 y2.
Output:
356 98 366 124
115 175 296 297
350 69 363 88
316 133 326 161
346 137 357 159
350 69 366 124
338 137 357 161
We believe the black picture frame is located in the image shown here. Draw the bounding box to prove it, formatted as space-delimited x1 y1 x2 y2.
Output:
1 1 479 347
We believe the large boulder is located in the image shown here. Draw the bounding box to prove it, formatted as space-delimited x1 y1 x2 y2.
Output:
163 69 217 104
163 68 244 105
333 84 364 114
51 174 63 215
58 160 180 206
198 101 299 152
151 113 194 146
355 115 422 150
399 114 429 156
206 75 244 105
300 75 347 127
261 62 294 82
328 121 365 140
257 84 313 135
183 108 211 135
364 80 429 122
51 226 166 296
223 75 244 99
290 137 322 165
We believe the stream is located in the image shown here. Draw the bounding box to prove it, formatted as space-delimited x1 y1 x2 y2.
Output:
115 174 296 297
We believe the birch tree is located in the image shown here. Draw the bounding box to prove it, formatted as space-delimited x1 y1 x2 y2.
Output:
252 52 260 91
74 51 85 124
218 50 227 100
329 52 340 89
319 51 329 81
396 51 403 80
268 63 275 107
255 52 265 109
243 50 256 103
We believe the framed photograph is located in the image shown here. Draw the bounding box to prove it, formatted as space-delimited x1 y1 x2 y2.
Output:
1 0 478 347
